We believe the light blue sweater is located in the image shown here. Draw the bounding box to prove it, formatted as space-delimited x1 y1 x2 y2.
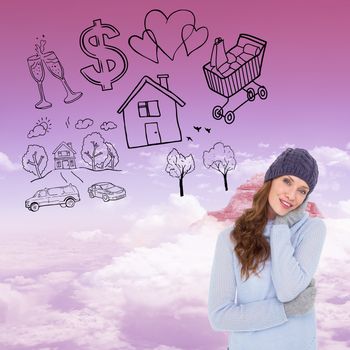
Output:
208 213 326 350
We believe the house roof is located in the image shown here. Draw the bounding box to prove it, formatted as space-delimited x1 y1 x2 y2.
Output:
117 76 186 113
52 142 76 154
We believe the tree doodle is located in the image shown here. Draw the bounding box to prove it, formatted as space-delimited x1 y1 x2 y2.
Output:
22 144 49 179
203 142 237 191
27 38 83 109
79 19 128 91
81 132 119 171
165 148 195 197
129 9 208 63
103 142 119 169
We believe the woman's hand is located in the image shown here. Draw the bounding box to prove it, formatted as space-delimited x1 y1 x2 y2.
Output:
274 200 308 227
283 278 316 317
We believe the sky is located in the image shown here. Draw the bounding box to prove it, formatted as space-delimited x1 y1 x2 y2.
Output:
0 0 350 349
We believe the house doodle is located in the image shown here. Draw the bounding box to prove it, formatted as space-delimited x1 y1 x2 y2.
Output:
117 74 185 149
53 142 77 170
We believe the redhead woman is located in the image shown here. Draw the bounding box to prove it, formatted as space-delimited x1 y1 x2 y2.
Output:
208 148 326 350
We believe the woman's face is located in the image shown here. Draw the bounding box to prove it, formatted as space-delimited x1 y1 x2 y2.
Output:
267 175 309 219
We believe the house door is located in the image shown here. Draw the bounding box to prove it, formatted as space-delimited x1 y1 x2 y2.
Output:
145 122 161 145
62 160 69 169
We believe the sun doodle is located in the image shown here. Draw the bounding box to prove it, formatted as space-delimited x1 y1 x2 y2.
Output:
36 116 52 133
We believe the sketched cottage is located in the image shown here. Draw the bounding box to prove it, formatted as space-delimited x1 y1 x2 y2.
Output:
53 142 77 170
117 74 185 149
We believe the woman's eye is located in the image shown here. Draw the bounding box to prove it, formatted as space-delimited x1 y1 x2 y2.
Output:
283 178 290 184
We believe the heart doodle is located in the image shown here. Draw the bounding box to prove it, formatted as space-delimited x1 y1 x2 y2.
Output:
145 9 195 60
128 29 159 63
182 24 209 56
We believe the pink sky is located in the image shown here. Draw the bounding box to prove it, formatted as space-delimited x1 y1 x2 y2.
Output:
1 0 350 349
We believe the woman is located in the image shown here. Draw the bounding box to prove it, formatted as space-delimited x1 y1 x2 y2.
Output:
208 148 326 350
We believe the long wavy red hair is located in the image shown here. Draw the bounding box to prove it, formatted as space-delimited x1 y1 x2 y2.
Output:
230 181 272 281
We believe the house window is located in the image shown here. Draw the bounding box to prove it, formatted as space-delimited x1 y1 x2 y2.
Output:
70 160 74 166
58 151 69 156
138 100 160 118
57 161 62 168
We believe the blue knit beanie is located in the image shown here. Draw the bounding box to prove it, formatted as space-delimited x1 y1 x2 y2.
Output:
264 148 319 194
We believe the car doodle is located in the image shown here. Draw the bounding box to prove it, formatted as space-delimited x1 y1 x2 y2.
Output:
88 182 126 202
25 183 80 212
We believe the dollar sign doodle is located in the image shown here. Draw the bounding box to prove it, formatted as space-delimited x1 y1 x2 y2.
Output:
79 19 128 91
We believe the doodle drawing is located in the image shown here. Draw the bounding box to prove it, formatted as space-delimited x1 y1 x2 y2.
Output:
25 183 80 212
27 38 83 109
100 121 117 131
165 148 195 197
129 9 208 63
81 132 119 171
203 34 267 124
203 142 237 191
117 74 185 149
22 144 49 180
52 142 77 170
80 19 128 91
88 182 126 202
27 117 52 138
75 118 94 130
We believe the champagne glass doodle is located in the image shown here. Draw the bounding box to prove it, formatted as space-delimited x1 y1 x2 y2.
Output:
27 41 52 109
27 39 83 109
43 51 83 103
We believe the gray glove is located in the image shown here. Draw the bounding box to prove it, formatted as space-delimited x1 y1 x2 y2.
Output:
283 278 316 317
274 200 308 228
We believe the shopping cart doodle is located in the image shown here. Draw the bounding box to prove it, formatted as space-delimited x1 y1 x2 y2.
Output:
203 34 268 124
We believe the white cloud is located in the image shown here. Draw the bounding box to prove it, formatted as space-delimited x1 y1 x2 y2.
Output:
338 200 350 215
236 151 253 157
258 143 269 148
311 146 350 169
140 151 151 157
279 143 295 149
119 193 207 247
70 229 115 242
0 152 21 171
188 143 200 149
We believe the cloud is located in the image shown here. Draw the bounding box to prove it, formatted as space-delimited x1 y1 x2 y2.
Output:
188 143 200 149
0 152 21 171
70 229 115 242
100 121 117 131
119 193 207 247
27 124 46 138
336 200 350 217
75 118 94 129
258 143 269 148
279 143 295 149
